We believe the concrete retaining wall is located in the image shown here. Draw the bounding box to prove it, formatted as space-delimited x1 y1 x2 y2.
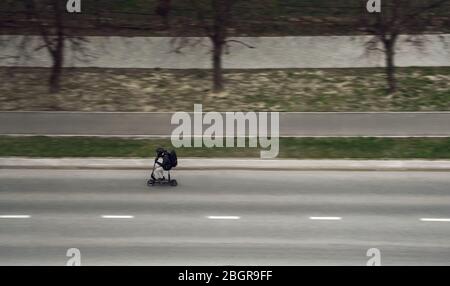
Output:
1 35 449 68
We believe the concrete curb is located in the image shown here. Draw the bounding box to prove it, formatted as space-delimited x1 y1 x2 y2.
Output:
1 158 450 171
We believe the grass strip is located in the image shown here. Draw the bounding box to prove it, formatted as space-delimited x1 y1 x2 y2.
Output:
1 136 449 159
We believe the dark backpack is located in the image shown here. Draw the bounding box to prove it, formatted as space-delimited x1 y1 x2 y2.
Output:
169 150 178 168
161 153 172 171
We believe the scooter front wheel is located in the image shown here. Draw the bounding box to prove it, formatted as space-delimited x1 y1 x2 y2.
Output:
170 180 178 187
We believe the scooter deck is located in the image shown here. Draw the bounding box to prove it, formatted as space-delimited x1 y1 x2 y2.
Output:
147 178 178 187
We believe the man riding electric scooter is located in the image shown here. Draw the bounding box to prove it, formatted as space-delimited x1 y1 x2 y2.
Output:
148 147 178 187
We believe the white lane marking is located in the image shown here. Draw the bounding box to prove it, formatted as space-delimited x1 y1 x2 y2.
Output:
0 215 31 219
420 218 450 222
309 216 342 220
101 215 134 219
207 216 241 220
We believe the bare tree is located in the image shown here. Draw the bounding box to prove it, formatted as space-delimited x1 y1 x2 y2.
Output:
360 0 449 94
190 0 235 93
23 0 89 93
186 0 255 93
155 0 172 29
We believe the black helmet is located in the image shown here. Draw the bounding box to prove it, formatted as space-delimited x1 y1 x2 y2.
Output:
156 147 165 157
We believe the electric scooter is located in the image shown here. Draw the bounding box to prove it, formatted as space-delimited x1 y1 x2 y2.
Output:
147 161 178 187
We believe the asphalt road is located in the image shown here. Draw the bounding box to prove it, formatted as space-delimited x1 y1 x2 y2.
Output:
0 169 450 265
1 112 450 137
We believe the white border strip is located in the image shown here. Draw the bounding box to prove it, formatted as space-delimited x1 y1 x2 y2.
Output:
3 134 450 138
1 111 450 114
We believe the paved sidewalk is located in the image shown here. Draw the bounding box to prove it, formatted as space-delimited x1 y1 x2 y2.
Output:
2 112 450 137
1 157 450 171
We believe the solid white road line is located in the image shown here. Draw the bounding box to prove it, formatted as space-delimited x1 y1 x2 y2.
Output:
309 216 342 220
101 215 134 219
0 215 31 219
420 218 450 222
207 216 241 220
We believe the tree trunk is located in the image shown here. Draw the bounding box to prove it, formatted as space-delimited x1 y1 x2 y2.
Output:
49 46 63 94
49 0 64 94
155 0 171 29
384 39 397 94
212 40 224 93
